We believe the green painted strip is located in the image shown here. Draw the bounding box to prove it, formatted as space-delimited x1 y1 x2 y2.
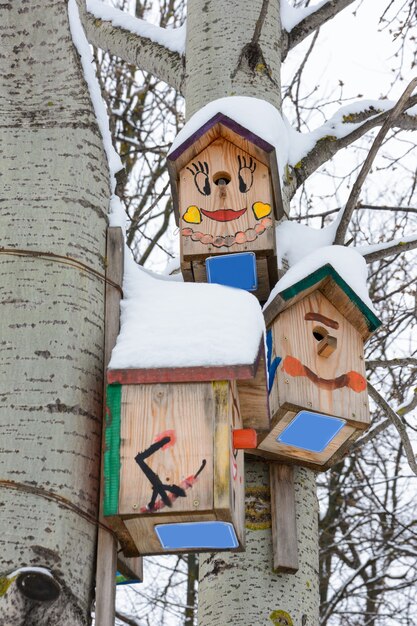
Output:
279 264 381 332
104 383 122 517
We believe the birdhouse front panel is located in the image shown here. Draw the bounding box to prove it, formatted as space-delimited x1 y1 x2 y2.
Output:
256 291 370 469
180 137 275 258
104 379 245 556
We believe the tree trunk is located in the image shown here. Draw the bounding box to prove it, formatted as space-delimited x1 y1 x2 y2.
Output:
0 1 108 623
187 1 320 624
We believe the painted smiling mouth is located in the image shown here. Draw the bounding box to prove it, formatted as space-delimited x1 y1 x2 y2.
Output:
200 207 247 222
282 355 366 393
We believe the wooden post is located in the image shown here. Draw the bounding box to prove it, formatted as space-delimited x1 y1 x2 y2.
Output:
270 464 299 574
95 227 137 624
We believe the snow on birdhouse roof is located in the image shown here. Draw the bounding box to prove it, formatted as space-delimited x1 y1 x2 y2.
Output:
263 245 381 341
168 97 288 177
108 248 265 376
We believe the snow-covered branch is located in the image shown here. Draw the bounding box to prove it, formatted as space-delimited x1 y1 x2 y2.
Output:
288 94 417 198
76 0 185 91
368 383 417 476
359 235 417 264
281 0 357 59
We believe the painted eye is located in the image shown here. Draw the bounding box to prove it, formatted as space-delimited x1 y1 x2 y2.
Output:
237 155 256 193
187 161 211 196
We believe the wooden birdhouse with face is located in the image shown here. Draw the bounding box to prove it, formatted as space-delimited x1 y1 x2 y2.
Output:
103 348 268 556
168 113 284 303
255 264 381 470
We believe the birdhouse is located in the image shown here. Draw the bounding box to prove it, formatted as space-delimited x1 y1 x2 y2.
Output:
102 346 268 556
255 264 381 470
168 113 284 302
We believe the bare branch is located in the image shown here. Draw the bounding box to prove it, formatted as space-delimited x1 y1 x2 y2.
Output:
334 78 417 244
368 383 417 476
115 610 143 626
76 0 185 91
366 358 417 369
284 0 357 59
362 238 417 263
290 96 417 198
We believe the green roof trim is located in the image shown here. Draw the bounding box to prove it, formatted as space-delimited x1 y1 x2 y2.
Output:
104 383 122 517
279 264 381 332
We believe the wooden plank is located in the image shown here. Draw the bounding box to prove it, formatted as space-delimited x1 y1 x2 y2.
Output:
270 464 299 574
95 227 124 626
117 554 143 583
237 344 270 431
118 383 214 516
107 361 257 385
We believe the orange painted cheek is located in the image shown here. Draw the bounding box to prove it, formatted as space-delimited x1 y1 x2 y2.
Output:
346 371 367 392
282 355 306 377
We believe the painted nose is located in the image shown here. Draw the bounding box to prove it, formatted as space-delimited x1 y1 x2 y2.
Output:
317 334 337 358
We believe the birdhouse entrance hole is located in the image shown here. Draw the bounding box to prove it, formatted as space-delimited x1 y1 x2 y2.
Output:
213 171 231 186
312 326 328 342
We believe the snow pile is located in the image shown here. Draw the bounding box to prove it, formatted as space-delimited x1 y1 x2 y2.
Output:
276 219 338 268
68 0 123 193
280 0 328 31
169 97 290 181
86 0 186 54
264 245 377 314
108 250 265 370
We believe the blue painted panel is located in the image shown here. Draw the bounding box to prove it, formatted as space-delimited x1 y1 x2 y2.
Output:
206 252 258 291
277 411 346 453
155 521 239 550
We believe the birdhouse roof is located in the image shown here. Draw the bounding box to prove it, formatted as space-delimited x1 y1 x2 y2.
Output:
167 111 283 224
263 263 382 342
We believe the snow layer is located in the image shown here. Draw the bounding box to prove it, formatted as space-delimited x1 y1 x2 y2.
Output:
108 249 265 370
169 97 290 181
86 0 186 54
68 0 123 193
280 0 328 31
264 245 377 314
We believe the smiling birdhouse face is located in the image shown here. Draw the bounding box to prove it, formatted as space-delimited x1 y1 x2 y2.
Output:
258 290 371 469
180 137 274 256
168 114 282 301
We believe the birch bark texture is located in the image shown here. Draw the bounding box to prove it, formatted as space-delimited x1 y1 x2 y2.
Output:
0 1 109 623
187 1 320 624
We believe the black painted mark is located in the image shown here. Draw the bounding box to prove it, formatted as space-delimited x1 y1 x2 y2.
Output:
135 435 207 512
238 155 256 193
187 161 211 196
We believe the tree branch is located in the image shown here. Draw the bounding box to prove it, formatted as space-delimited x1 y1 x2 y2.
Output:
334 78 417 244
290 94 417 198
115 610 143 626
283 0 357 59
366 358 417 369
362 238 417 263
368 383 417 476
75 0 185 92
